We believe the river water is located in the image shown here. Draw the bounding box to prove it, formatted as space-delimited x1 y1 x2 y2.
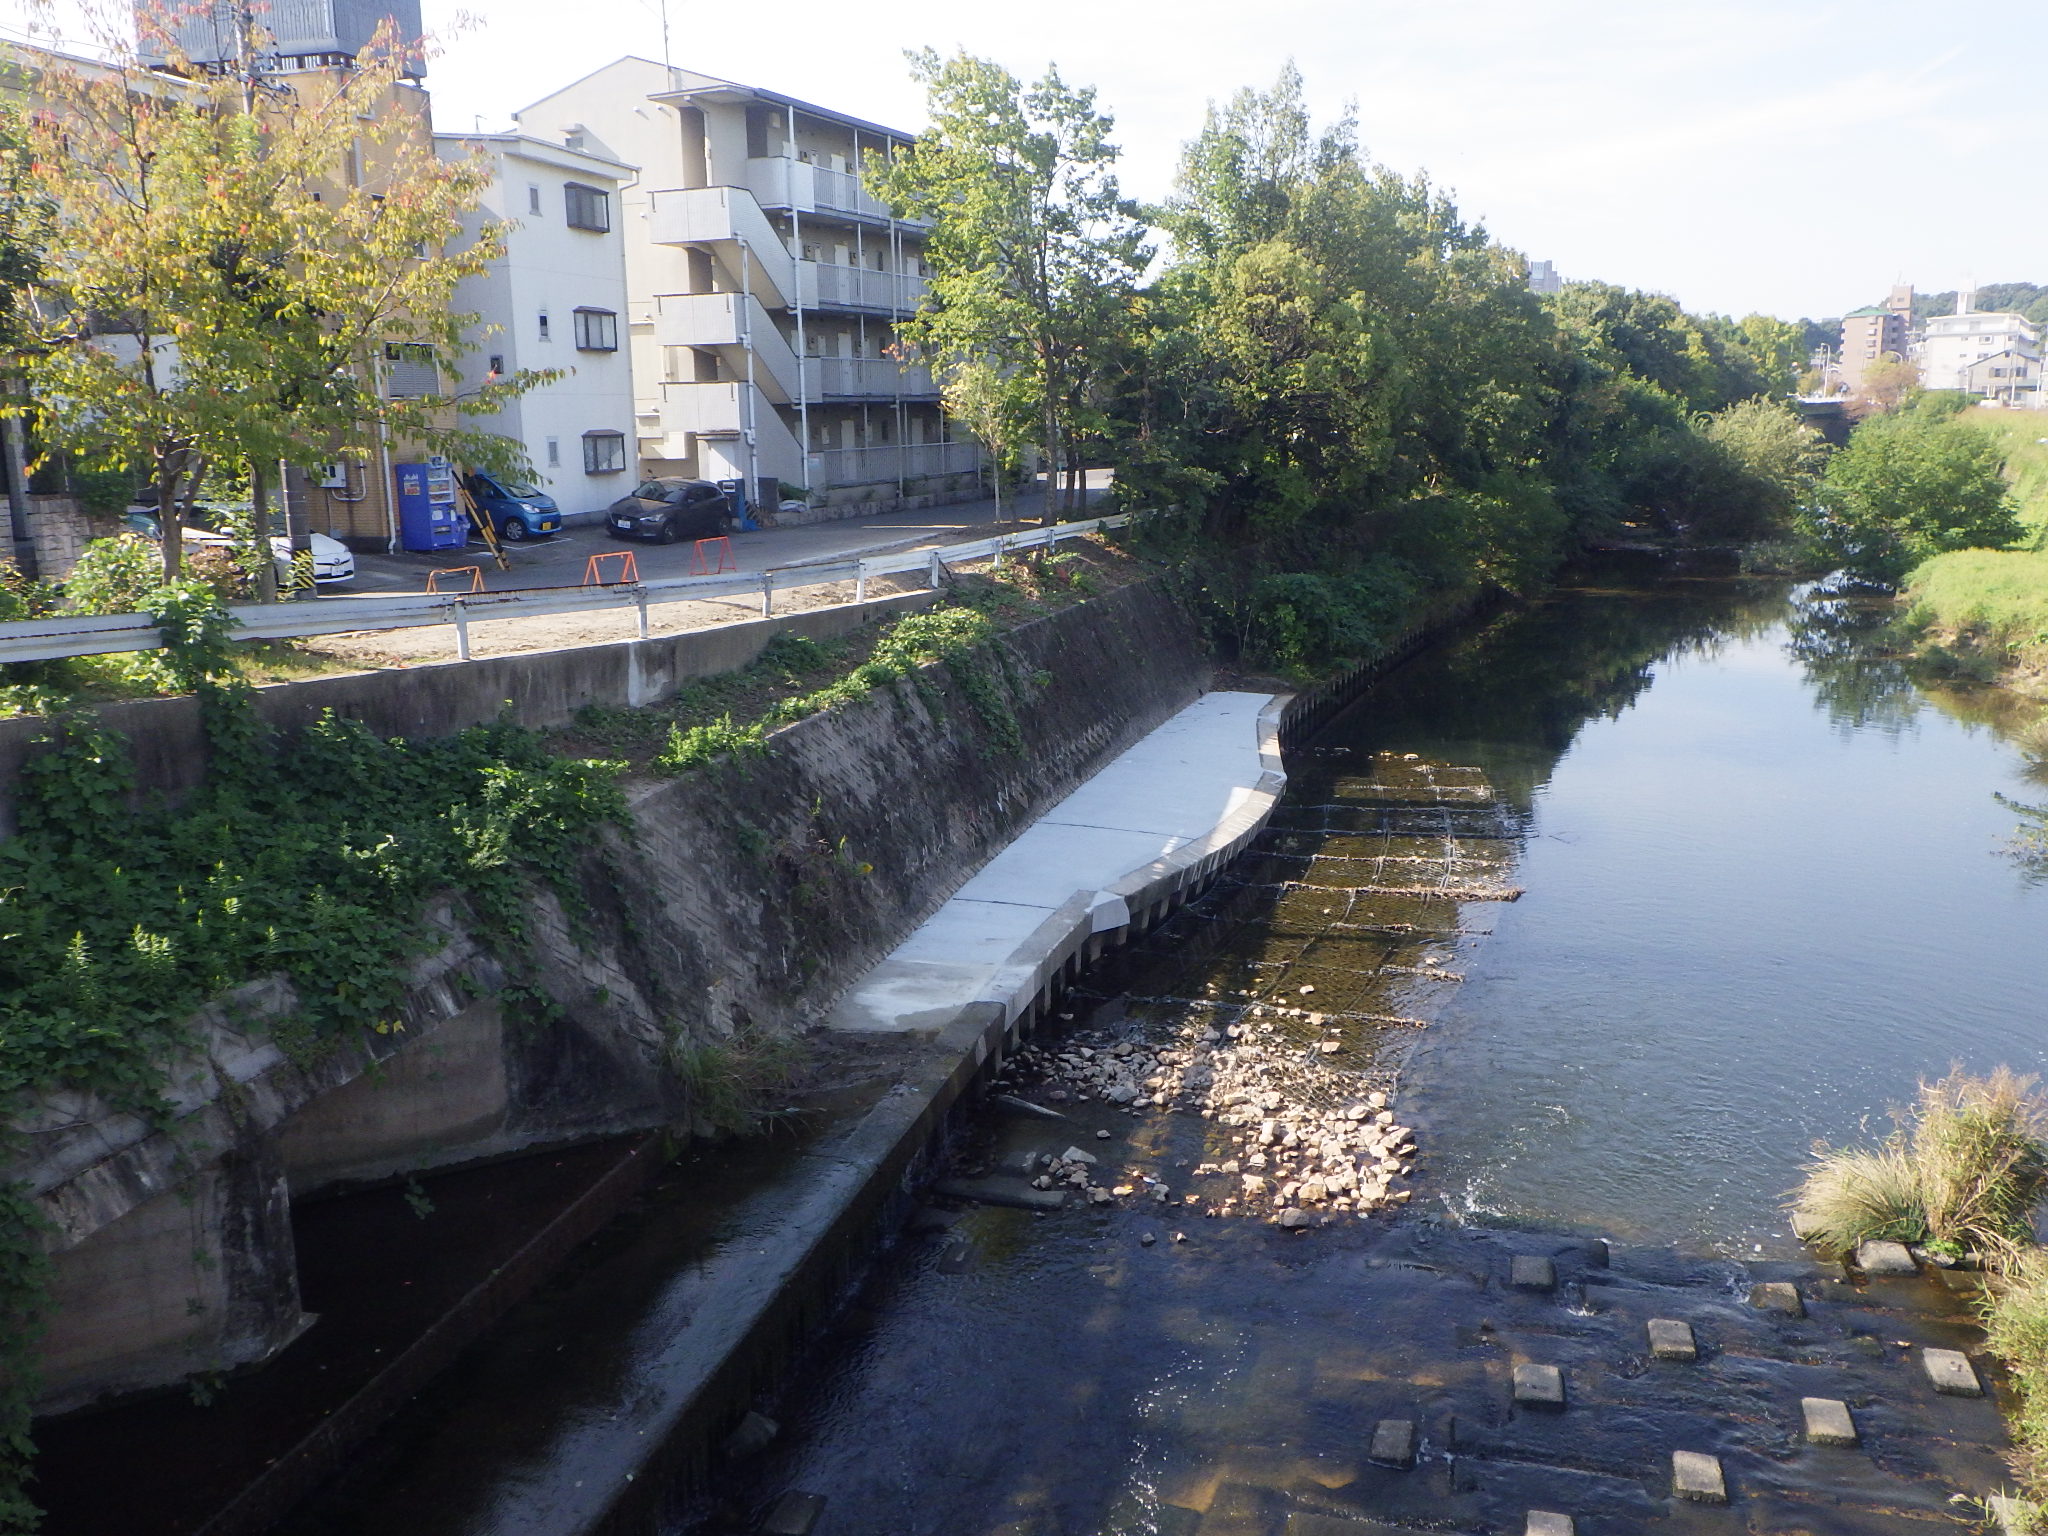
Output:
686 561 2048 1535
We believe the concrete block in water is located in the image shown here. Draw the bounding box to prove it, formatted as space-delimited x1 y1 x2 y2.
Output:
932 1176 1066 1211
1922 1348 1983 1396
1513 1362 1565 1406
1647 1318 1697 1361
723 1410 778 1459
1801 1396 1858 1446
1526 1515 1574 1536
1510 1255 1556 1291
1856 1240 1918 1276
1749 1281 1805 1316
1368 1417 1416 1468
1672 1450 1728 1503
759 1491 827 1535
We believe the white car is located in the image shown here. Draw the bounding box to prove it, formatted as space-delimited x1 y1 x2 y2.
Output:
124 507 356 587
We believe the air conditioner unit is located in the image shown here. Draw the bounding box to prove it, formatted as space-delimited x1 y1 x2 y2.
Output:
318 462 349 489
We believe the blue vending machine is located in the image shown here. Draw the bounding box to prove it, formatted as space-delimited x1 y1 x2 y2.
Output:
395 458 464 551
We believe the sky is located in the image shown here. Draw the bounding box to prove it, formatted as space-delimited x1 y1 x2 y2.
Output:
13 0 2046 321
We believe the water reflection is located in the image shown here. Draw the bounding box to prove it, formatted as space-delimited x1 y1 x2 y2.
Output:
1333 561 2048 1251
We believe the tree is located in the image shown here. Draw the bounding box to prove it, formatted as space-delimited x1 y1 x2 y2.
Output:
873 50 1150 523
1809 412 2021 583
0 100 51 575
1854 356 1920 416
10 3 540 583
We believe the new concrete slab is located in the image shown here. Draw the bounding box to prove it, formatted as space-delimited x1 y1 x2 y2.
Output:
1802 1396 1858 1446
1672 1450 1728 1503
1922 1348 1983 1397
1368 1418 1416 1468
834 692 1282 1033
1647 1318 1697 1361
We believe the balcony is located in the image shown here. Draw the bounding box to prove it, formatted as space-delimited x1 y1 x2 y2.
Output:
744 155 927 227
802 356 938 399
807 441 981 489
799 261 928 315
651 380 806 482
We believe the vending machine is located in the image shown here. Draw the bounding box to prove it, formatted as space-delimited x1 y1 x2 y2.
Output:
395 457 464 551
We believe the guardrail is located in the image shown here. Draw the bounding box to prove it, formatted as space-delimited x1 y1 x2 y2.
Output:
0 514 1130 666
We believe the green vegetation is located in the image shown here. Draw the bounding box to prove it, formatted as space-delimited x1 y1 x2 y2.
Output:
874 60 1810 677
1805 409 2022 585
1790 1068 2048 1262
1948 408 2048 539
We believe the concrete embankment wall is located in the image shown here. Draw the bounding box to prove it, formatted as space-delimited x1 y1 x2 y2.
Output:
0 589 945 839
14 577 1211 1414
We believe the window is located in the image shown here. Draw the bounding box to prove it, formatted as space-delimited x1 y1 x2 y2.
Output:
564 182 610 233
527 184 542 215
382 343 437 398
538 311 551 341
487 354 505 378
546 437 561 467
583 430 628 474
573 307 618 351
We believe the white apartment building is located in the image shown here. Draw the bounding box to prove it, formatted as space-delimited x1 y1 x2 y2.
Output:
434 133 639 518
515 59 981 513
1916 290 2043 406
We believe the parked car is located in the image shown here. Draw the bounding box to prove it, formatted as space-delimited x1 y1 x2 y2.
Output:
122 506 356 587
605 479 731 543
460 471 561 542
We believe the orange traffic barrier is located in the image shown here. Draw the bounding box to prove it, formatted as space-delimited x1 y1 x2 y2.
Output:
426 565 485 594
583 550 639 586
690 536 736 576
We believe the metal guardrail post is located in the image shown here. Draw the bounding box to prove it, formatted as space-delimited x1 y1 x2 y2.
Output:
634 588 650 640
855 562 867 603
761 573 773 617
453 602 471 661
928 549 941 588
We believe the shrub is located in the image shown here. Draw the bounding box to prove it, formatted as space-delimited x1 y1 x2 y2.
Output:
1790 1068 2048 1261
1792 1144 1928 1253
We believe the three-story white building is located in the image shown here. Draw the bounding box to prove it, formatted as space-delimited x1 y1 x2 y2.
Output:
515 59 981 516
433 132 639 521
1916 290 2043 406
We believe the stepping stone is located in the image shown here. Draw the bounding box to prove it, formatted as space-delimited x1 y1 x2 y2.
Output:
1801 1396 1858 1446
1510 1255 1557 1291
1526 1515 1574 1536
1922 1348 1983 1397
1647 1318 1697 1361
1368 1417 1416 1469
1512 1362 1565 1406
1672 1450 1728 1504
759 1491 827 1535
1856 1240 1918 1275
1749 1281 1805 1317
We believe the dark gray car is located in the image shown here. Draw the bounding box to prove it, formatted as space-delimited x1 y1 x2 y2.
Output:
605 478 731 543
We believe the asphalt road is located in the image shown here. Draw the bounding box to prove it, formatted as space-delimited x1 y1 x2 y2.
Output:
336 483 1102 597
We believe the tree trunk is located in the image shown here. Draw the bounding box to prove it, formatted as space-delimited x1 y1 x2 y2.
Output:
157 454 184 583
2 387 34 580
250 460 277 602
281 461 314 600
1041 401 1059 528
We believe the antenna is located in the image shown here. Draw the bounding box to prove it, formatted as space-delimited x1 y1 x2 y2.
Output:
661 0 672 74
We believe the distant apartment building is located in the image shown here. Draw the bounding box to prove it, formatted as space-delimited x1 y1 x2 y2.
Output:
1917 290 2042 406
141 0 426 78
1837 284 1914 392
434 132 638 520
516 59 981 513
1526 259 1562 295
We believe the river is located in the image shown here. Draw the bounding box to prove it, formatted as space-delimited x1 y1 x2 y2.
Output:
683 559 2047 1534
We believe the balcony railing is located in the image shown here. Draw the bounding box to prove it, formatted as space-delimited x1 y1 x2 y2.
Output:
744 155 927 227
802 356 938 398
807 441 981 488
799 261 928 315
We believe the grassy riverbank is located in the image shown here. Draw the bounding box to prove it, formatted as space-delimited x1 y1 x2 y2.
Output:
1892 409 2048 694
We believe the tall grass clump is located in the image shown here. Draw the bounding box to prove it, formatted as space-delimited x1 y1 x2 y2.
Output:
1790 1067 2048 1263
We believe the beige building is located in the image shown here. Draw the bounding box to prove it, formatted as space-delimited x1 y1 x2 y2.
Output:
515 60 981 514
1837 284 1914 393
